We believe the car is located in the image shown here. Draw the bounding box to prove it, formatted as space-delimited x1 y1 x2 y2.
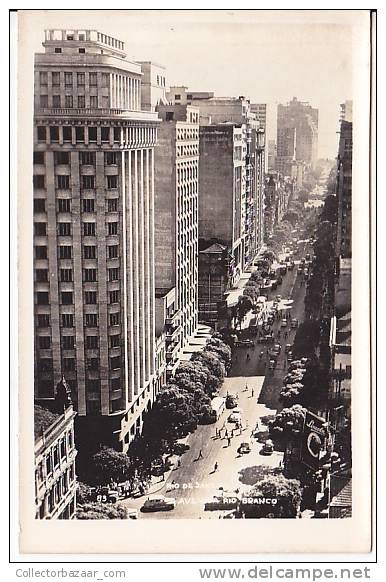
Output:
268 351 279 361
274 343 281 352
281 318 288 327
287 351 293 362
260 334 274 343
235 339 254 347
228 412 241 423
261 440 274 455
268 360 276 370
277 275 283 284
238 442 251 455
141 495 176 512
297 267 304 274
291 318 298 328
276 294 282 301
305 253 311 260
285 343 292 353
226 394 238 409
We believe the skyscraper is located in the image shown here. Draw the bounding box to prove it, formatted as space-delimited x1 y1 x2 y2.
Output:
336 118 352 259
33 29 160 452
276 97 318 171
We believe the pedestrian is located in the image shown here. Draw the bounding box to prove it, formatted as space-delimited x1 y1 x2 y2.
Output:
251 387 254 397
214 462 218 472
227 437 231 446
198 449 203 459
231 429 234 438
177 459 181 468
225 430 228 438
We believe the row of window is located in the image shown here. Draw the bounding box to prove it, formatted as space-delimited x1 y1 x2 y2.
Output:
40 71 107 88
176 128 199 141
34 221 120 237
34 198 119 214
38 354 122 373
36 265 120 283
37 311 120 329
40 95 103 109
37 334 121 350
36 125 155 145
36 288 120 305
34 174 119 190
34 151 119 166
176 144 199 157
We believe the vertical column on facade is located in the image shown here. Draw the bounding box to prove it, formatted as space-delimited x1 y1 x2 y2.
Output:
148 148 155 376
109 74 114 109
137 149 145 390
131 150 140 396
124 150 134 403
45 151 61 390
95 151 110 414
143 149 150 381
120 151 129 405
69 152 86 415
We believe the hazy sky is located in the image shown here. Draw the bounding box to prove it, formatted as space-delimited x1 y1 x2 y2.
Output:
24 10 358 158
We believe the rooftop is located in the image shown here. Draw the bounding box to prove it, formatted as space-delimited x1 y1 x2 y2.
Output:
34 405 60 441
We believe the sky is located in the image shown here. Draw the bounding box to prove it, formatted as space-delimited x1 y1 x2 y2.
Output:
23 9 361 159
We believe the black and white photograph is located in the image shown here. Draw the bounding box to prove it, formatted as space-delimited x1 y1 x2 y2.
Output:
14 8 374 554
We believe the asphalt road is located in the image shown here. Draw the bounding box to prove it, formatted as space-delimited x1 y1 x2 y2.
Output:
123 239 312 518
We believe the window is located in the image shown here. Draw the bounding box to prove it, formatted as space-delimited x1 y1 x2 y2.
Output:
165 112 174 121
75 127 84 142
52 95 61 107
87 357 99 371
84 268 97 282
58 222 71 236
109 290 119 304
82 199 95 213
54 48 62 53
40 72 48 86
63 358 75 371
77 73 85 86
107 222 118 236
65 95 73 108
106 175 118 189
61 313 74 328
111 378 121 391
102 73 109 88
88 127 97 142
57 198 71 213
89 73 97 86
38 358 53 373
107 199 118 212
60 268 73 282
58 245 72 259
64 72 73 86
37 127 46 142
62 336 75 349
37 314 50 328
90 96 98 108
82 175 95 189
108 268 119 281
34 222 47 236
109 335 120 348
85 291 97 304
80 151 95 165
101 127 109 142
110 356 120 369
55 151 70 165
40 95 48 108
78 95 85 108
33 175 45 189
83 245 96 259
113 127 120 142
61 291 73 305
109 312 119 326
108 245 118 259
86 336 98 349
174 94 181 100
83 222 96 236
105 152 117 165
39 336 51 349
35 246 47 259
33 152 45 164
85 313 98 327
33 199 46 213
35 269 48 282
79 48 86 54
50 126 59 142
56 175 70 189
63 126 72 142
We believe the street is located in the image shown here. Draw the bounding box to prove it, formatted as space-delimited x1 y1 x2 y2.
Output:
123 239 311 518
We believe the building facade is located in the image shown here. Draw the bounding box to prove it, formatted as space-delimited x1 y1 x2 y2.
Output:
336 119 352 259
33 29 160 452
276 97 318 171
136 61 168 112
35 403 77 519
154 104 200 371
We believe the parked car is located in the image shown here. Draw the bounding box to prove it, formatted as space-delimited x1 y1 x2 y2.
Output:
281 318 288 327
268 360 276 370
141 495 176 512
261 440 274 455
277 275 283 285
273 343 281 353
226 394 238 409
238 442 251 455
291 318 299 328
228 411 241 423
297 267 304 274
235 339 254 347
260 334 274 343
285 343 292 353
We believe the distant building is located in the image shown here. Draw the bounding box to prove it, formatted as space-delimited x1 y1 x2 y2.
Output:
267 139 277 172
136 61 168 111
276 97 318 170
198 242 233 329
154 103 200 375
340 100 353 123
35 402 77 519
336 120 352 258
264 173 292 238
33 29 161 452
250 103 267 129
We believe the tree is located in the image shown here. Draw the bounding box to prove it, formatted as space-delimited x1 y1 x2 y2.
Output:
206 339 232 372
241 475 302 518
292 321 320 358
235 295 253 324
238 465 280 486
279 382 304 405
269 405 306 438
193 350 225 382
76 502 128 520
282 209 301 226
85 446 133 486
146 386 197 441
